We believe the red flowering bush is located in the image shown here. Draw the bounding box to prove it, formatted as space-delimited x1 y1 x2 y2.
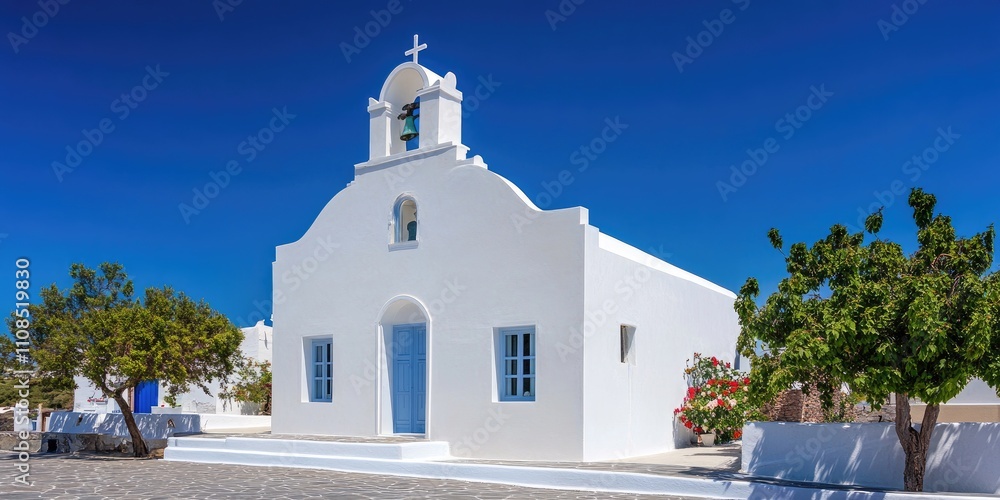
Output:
674 353 759 442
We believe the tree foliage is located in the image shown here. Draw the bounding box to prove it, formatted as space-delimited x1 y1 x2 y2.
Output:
218 358 272 415
0 375 74 410
735 189 999 491
4 262 244 456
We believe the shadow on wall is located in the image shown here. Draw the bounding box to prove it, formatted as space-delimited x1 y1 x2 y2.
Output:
47 412 201 440
927 423 1000 493
742 421 1000 494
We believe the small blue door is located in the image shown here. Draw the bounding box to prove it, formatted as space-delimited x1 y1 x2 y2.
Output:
392 324 426 433
135 380 159 413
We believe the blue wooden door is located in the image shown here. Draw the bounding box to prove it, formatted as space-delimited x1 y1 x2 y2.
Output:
135 380 158 413
392 324 426 433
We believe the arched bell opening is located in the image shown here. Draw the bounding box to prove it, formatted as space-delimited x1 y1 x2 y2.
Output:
379 65 430 157
391 195 418 244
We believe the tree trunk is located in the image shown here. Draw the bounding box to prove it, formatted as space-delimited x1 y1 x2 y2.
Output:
894 393 940 492
113 394 150 457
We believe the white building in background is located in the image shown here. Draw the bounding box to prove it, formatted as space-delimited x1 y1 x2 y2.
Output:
73 321 272 415
269 39 739 462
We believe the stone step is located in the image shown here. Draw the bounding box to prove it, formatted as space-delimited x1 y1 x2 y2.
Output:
163 437 978 499
167 436 451 460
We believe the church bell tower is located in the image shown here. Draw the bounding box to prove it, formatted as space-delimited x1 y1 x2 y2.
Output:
366 35 464 161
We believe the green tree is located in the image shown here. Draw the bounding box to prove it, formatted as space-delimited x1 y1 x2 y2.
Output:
5 263 244 457
735 189 999 492
218 358 272 415
0 375 74 410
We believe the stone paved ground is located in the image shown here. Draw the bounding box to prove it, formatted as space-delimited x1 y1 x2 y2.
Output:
0 453 706 499
450 444 742 480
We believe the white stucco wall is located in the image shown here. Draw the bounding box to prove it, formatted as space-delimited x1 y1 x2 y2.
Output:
579 232 739 461
167 321 273 414
742 422 1000 494
270 61 740 461
73 375 120 414
272 143 590 460
72 322 272 415
48 411 201 439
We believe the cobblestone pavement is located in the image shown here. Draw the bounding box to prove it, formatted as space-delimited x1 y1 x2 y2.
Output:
0 454 705 499
449 446 742 480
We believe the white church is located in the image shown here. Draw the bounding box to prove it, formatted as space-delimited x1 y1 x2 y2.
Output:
270 37 740 461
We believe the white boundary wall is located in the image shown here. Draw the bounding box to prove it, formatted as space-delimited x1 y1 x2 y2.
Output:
47 412 270 437
48 412 200 439
742 422 1000 494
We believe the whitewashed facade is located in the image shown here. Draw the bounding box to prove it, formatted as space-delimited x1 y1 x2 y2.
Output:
72 321 272 415
270 46 739 461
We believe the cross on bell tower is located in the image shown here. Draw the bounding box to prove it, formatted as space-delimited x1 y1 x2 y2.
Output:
363 35 464 163
405 34 427 64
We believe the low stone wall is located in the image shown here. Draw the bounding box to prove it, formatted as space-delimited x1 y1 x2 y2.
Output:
742 421 1000 494
761 388 857 422
0 431 167 455
47 412 200 439
2 412 266 456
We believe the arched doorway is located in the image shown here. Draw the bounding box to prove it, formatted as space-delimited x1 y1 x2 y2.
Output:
377 296 429 434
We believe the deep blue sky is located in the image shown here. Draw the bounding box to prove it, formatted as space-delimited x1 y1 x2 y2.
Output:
2 1 998 329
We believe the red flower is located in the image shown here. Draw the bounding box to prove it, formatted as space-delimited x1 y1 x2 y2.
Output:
725 362 731 368
687 387 696 398
743 377 751 385
730 381 739 389
684 420 693 429
734 429 742 439
717 398 725 406
711 357 719 366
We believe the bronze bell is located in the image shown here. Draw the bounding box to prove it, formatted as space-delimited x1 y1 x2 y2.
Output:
398 101 420 141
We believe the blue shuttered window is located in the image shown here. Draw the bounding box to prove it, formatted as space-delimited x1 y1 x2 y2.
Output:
311 339 332 402
500 326 535 401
